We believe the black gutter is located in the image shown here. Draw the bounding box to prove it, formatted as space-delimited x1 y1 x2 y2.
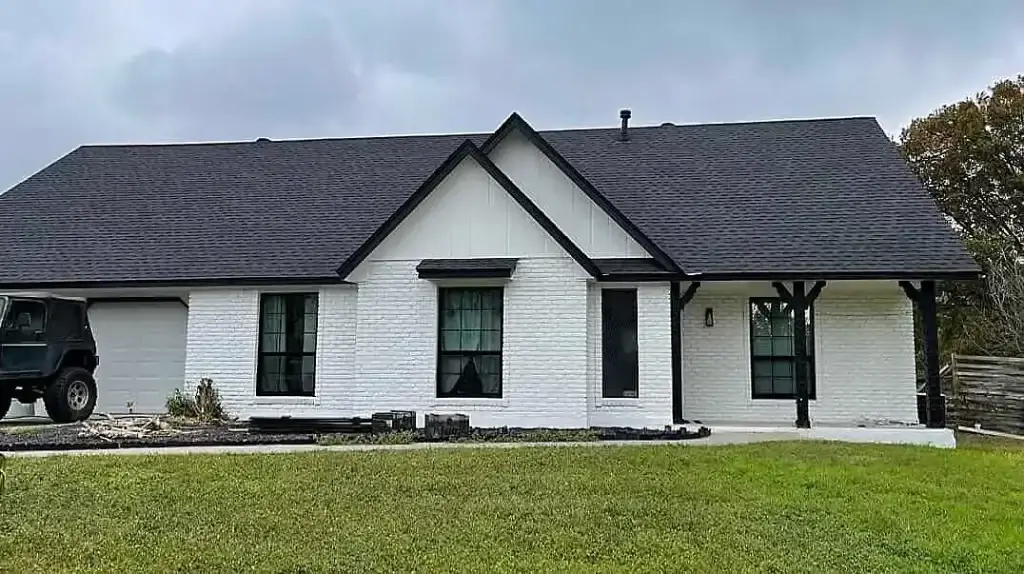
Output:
692 270 981 281
86 297 188 309
0 276 349 290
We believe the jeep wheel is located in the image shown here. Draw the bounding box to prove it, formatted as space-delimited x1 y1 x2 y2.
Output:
0 391 11 420
44 368 97 423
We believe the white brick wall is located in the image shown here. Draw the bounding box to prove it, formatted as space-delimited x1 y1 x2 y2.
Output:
184 259 593 426
682 281 918 425
353 257 590 428
184 279 918 428
586 283 674 428
183 285 357 419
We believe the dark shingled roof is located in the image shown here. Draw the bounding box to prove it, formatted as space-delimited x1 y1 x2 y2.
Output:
0 115 978 287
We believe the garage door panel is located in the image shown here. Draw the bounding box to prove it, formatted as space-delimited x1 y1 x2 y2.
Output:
88 302 188 414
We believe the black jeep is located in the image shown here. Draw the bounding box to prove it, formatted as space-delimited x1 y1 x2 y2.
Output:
0 293 99 423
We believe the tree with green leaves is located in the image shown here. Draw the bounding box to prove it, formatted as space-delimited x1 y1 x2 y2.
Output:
900 76 1024 358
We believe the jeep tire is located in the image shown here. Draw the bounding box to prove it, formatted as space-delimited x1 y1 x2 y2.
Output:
44 367 97 423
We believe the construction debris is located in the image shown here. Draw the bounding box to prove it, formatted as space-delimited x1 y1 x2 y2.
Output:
78 414 198 442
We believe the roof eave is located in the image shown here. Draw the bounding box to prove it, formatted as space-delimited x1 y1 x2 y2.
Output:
480 112 686 275
0 276 351 291
690 269 983 282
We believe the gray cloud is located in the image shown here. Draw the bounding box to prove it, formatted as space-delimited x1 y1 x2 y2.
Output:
2 0 1024 190
113 7 360 138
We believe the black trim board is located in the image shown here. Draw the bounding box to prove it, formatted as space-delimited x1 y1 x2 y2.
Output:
0 276 347 290
86 297 188 309
335 139 602 279
697 270 979 281
479 112 684 276
670 282 683 423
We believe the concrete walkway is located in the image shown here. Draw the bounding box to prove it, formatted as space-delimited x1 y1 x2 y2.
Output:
4 432 796 458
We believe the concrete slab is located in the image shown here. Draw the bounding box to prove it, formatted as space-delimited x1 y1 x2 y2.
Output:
2 426 956 458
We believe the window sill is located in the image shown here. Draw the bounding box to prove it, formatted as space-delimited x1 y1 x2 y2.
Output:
253 396 317 403
432 398 509 409
595 398 642 408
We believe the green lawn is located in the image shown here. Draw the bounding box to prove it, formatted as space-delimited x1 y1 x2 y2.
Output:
1 440 1023 573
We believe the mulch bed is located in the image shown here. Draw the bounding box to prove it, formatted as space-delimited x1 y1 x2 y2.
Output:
0 422 315 452
0 420 711 452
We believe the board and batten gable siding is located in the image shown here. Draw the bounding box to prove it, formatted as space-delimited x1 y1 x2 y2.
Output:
681 281 919 425
586 282 674 428
182 285 357 418
487 131 651 259
350 156 565 268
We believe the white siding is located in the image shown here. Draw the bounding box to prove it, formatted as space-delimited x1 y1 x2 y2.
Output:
351 155 563 271
682 281 918 425
586 283 674 427
489 132 650 258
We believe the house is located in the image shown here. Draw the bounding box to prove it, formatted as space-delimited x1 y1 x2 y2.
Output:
0 110 978 438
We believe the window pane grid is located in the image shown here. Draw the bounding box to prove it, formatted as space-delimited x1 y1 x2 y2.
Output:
258 293 318 397
750 297 815 400
437 287 503 398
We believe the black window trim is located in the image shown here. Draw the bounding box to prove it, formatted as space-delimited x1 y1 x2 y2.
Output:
256 292 319 398
601 287 640 399
436 286 504 399
749 297 817 401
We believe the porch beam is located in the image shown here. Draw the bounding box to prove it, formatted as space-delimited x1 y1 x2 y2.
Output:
805 280 827 304
679 281 701 307
771 281 793 303
919 280 946 428
898 280 920 303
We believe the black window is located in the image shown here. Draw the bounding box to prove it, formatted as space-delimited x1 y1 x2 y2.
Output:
750 298 815 399
437 287 503 398
602 289 639 398
257 293 318 397
1 299 47 343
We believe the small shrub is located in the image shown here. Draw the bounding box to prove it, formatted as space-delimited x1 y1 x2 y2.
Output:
165 378 227 423
165 389 193 418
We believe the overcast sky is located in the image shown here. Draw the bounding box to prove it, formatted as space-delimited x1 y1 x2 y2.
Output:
2 0 1022 190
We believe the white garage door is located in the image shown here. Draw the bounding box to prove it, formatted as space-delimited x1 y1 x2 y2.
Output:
88 301 188 414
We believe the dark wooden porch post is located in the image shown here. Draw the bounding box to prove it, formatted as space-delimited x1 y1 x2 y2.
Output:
791 282 811 429
919 280 945 428
773 280 825 429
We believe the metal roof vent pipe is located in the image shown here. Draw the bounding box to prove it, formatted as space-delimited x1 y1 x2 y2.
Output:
620 109 631 141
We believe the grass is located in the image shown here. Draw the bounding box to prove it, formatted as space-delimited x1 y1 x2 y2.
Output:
1 440 1023 573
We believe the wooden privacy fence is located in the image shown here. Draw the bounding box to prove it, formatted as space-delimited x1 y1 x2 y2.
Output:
950 354 1024 435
